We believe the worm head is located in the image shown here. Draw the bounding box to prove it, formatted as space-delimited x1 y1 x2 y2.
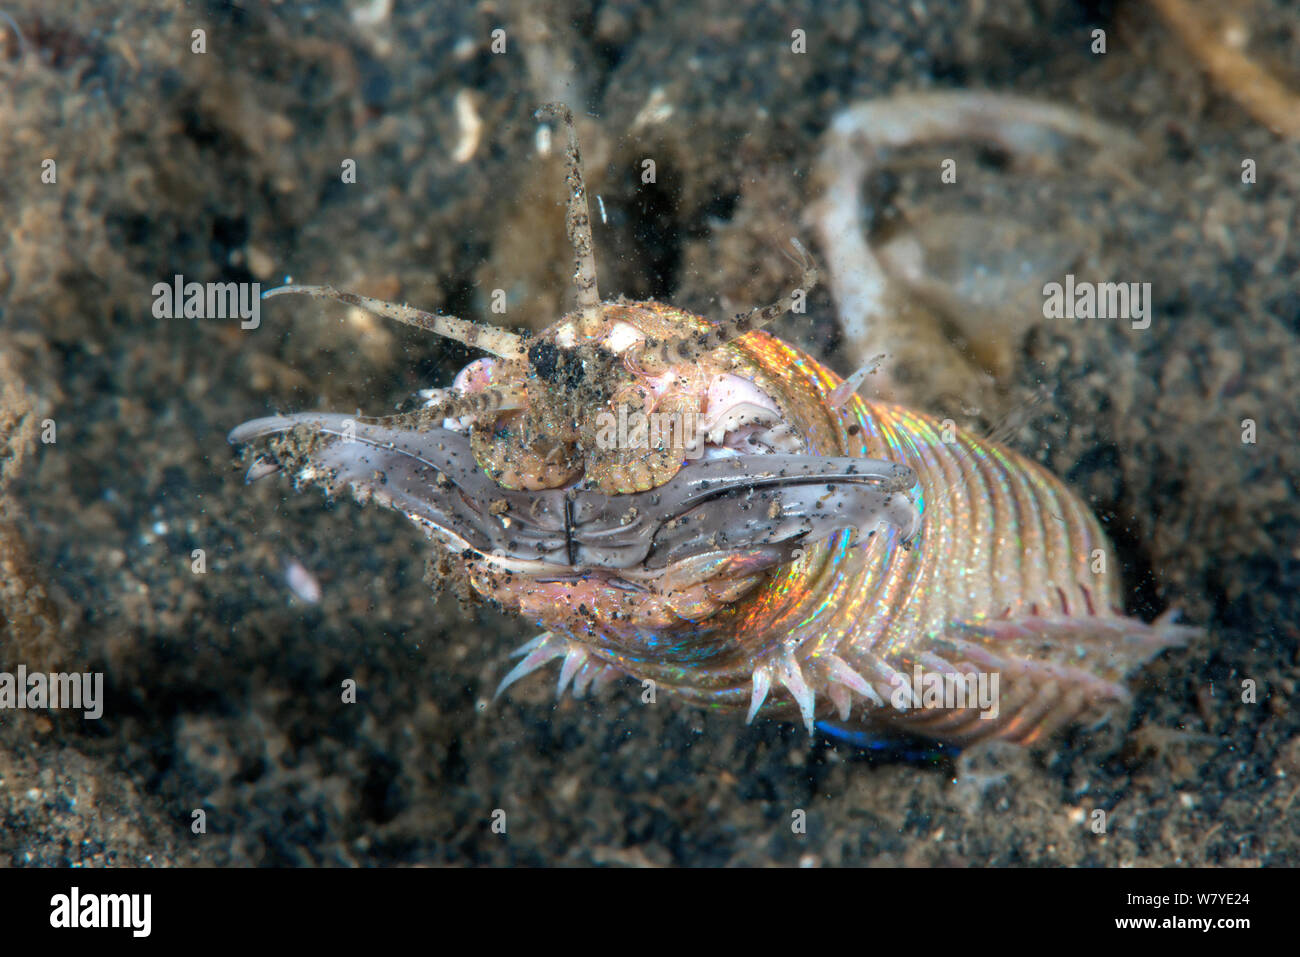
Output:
442 302 701 495
229 412 920 637
449 298 812 496
231 103 916 644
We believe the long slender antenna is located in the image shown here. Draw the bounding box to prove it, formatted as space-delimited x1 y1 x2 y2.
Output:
262 285 527 361
359 384 529 430
536 103 603 339
630 239 819 372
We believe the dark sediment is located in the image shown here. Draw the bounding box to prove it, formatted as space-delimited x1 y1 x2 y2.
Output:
0 0 1296 865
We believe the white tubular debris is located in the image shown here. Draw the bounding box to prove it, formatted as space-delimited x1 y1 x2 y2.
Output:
808 92 1141 369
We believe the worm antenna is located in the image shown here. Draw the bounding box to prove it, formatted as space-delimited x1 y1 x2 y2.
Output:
262 285 527 361
631 239 819 372
536 103 603 339
360 383 529 431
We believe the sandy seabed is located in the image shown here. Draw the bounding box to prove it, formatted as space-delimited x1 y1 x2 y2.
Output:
0 0 1297 866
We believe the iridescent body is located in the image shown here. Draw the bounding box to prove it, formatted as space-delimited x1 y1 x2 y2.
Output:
475 318 1183 745
231 104 1189 747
